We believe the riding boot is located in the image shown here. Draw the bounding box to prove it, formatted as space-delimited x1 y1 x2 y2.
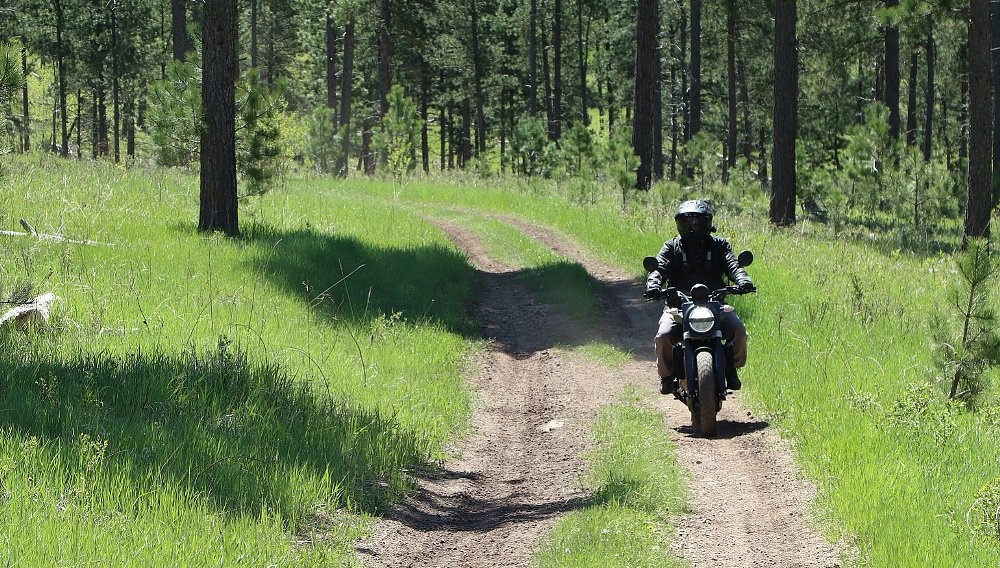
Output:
725 345 741 390
726 369 741 391
660 375 679 395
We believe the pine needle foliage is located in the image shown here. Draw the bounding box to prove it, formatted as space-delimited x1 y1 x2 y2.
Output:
933 238 1000 406
0 41 23 108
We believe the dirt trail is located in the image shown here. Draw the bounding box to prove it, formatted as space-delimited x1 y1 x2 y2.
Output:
357 217 843 568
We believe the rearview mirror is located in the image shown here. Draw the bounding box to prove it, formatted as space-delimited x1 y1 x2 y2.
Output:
737 250 754 267
643 256 659 272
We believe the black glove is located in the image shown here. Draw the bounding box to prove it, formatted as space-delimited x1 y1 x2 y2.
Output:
643 287 661 300
739 280 756 292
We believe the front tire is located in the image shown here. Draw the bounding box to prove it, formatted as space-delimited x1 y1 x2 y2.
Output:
696 350 717 436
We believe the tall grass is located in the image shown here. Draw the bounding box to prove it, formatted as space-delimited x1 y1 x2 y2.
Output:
0 156 479 563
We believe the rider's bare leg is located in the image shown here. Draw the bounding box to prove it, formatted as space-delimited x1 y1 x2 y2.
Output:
655 335 673 378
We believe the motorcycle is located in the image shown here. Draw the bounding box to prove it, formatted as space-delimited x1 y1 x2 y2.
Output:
642 251 755 437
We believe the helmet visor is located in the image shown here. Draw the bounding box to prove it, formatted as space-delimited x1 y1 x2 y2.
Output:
676 213 711 238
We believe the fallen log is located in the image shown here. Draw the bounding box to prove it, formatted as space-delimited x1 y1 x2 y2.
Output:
0 218 109 246
0 292 58 332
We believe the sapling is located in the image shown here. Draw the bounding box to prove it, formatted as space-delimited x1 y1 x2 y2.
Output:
933 238 1000 405
373 85 421 197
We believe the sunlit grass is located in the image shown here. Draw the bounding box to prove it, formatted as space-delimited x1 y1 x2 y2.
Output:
4 155 999 565
567 341 633 369
0 155 478 563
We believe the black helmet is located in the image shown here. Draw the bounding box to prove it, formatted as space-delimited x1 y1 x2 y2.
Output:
674 199 714 241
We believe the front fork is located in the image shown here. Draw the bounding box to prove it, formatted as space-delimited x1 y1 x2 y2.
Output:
677 335 729 403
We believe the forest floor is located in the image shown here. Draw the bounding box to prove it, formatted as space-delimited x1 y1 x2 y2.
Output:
355 216 844 568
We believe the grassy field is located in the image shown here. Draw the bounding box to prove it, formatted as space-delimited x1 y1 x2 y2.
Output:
0 156 481 563
2 154 998 565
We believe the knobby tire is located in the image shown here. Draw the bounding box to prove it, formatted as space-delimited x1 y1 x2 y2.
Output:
696 350 717 437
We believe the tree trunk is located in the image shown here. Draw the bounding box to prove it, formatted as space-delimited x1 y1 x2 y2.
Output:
265 17 275 87
726 0 737 171
325 12 337 109
126 92 135 159
251 0 258 67
688 0 701 138
669 20 678 179
462 86 472 167
653 9 663 181
98 81 108 156
964 0 992 245
992 0 1000 199
740 56 752 163
960 62 969 164
76 89 82 159
470 0 487 156
542 7 552 128
578 0 588 124
379 0 391 118
448 106 455 169
337 17 355 178
137 79 147 127
679 0 688 142
884 0 900 140
923 30 934 161
171 0 187 61
943 95 952 169
21 46 29 153
633 0 657 190
551 0 562 141
55 0 68 157
362 119 375 174
440 79 446 170
529 0 538 115
111 0 120 163
199 0 239 236
770 0 796 226
500 94 507 174
91 88 98 159
421 67 430 172
906 45 917 147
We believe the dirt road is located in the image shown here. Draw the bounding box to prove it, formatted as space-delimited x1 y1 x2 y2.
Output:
356 217 842 568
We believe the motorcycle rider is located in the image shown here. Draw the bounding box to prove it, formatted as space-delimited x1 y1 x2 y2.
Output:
644 199 755 395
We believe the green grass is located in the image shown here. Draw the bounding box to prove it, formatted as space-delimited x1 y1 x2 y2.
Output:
568 341 634 369
5 155 999 565
532 387 687 568
0 155 480 563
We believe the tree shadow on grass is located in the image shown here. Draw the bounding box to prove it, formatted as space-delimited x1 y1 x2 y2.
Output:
241 224 478 336
0 342 431 524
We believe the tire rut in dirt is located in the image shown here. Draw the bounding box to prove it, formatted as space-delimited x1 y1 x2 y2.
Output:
356 220 632 568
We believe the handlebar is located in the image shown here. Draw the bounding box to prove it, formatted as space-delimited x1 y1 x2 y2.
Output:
643 285 756 305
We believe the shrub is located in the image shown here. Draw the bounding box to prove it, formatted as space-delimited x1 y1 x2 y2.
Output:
932 238 1000 407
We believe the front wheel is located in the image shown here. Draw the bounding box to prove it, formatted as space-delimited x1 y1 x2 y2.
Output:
695 350 717 436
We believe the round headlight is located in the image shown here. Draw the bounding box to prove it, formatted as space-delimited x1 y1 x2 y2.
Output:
688 306 716 333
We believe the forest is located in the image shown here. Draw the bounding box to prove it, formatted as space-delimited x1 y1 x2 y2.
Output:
2 1 1000 566
0 0 996 241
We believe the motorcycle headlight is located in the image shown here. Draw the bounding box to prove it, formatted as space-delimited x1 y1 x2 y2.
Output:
688 306 716 333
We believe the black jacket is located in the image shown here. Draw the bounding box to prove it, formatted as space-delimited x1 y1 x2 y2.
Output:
645 236 752 293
